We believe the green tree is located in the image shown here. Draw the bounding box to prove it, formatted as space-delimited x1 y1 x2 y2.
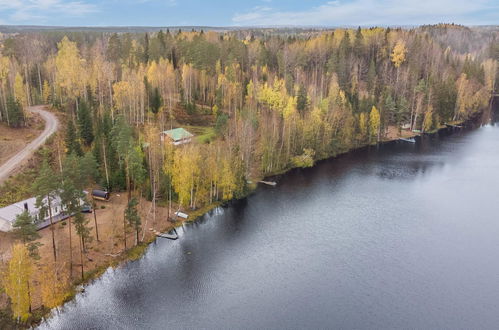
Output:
32 159 59 262
79 152 99 186
353 27 364 57
12 211 42 259
296 84 308 115
291 148 315 168
65 119 83 156
6 95 24 128
125 197 141 246
77 101 94 146
149 87 162 114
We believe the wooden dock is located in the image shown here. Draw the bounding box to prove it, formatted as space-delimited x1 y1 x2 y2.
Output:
444 123 463 128
259 181 277 186
153 229 178 240
398 137 416 143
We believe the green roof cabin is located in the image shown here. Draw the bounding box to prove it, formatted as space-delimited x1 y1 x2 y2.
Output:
161 128 194 146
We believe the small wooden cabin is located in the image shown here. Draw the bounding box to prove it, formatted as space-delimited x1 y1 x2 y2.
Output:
161 128 194 146
92 190 110 201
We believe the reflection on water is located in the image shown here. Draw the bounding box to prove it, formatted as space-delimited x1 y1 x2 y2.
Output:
40 102 499 330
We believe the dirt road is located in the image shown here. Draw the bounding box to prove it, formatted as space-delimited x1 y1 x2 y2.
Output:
0 105 58 183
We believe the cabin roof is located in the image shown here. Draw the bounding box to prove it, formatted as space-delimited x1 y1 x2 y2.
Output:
162 128 194 141
0 197 39 224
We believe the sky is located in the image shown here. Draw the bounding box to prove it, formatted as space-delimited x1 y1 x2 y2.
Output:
0 0 498 27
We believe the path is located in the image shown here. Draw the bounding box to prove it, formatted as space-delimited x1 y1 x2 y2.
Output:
0 105 58 183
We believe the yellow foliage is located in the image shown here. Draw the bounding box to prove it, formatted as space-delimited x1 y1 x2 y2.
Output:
42 80 51 104
39 262 70 309
172 145 201 208
369 105 381 141
257 79 287 113
391 40 407 68
220 157 237 200
55 36 86 99
0 56 10 81
14 72 26 107
2 244 33 322
423 108 433 132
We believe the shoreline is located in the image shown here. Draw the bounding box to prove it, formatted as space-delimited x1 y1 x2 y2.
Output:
2 114 483 328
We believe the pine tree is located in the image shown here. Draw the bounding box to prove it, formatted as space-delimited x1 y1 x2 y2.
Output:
296 84 308 115
77 101 94 146
32 159 59 262
79 152 99 186
6 95 24 128
353 27 364 57
12 211 42 259
125 197 141 246
65 119 83 156
149 87 162 114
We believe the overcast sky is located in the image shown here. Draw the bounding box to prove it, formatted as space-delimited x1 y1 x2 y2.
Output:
0 0 498 27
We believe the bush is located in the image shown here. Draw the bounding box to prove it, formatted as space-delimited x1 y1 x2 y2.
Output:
291 148 315 168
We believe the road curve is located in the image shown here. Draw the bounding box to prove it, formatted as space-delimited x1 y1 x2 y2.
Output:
0 105 59 183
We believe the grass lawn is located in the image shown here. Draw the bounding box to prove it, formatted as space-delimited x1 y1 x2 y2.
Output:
183 125 217 144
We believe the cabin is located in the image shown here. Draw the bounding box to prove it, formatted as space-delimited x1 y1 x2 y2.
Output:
161 128 194 146
91 189 110 201
0 193 87 232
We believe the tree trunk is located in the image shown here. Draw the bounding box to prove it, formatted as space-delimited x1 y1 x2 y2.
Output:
2 84 10 126
79 237 84 281
123 212 127 251
102 141 110 190
93 201 100 241
37 64 43 96
47 196 57 262
68 217 73 278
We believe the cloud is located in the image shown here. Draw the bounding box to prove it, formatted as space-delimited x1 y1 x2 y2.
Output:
131 0 177 6
0 0 97 24
232 0 499 26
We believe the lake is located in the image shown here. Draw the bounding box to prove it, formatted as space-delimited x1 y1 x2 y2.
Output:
40 101 499 330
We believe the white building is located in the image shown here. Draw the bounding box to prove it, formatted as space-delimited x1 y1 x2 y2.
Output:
0 194 86 232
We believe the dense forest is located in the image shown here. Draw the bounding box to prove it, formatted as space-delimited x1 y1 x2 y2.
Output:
0 24 498 323
0 24 497 209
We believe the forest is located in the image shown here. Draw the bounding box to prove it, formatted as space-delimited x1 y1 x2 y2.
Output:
0 24 498 323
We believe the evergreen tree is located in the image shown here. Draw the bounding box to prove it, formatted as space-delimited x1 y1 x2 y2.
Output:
13 211 42 259
80 152 99 186
65 119 83 156
77 101 94 146
353 27 364 57
32 159 59 262
125 197 141 246
6 95 24 128
150 87 162 114
296 84 308 115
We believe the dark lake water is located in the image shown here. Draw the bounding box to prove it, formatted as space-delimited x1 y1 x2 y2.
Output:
40 102 499 330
